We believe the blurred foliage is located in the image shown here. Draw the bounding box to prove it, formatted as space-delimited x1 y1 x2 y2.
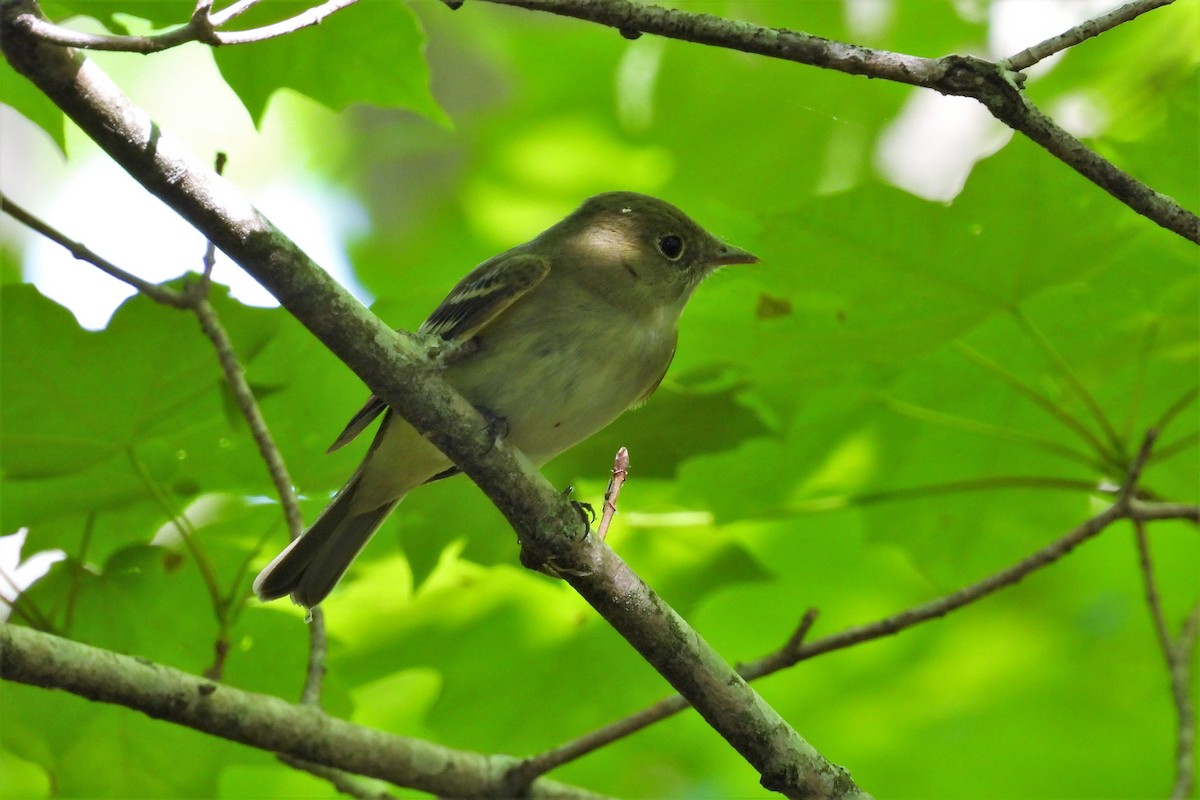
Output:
2 0 1199 798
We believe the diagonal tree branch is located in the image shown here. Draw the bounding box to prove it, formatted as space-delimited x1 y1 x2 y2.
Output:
513 432 1198 779
1002 0 1175 71
460 0 1198 244
0 3 864 796
0 623 610 800
9 0 359 52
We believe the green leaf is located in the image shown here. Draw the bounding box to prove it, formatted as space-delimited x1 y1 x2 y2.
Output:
212 0 446 127
1 59 66 154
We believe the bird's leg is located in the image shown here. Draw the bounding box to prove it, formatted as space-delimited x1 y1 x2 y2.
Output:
474 405 510 454
561 485 596 533
517 486 594 578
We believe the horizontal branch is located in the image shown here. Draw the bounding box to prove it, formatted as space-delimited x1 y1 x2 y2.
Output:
0 192 188 307
8 0 359 52
0 623 608 799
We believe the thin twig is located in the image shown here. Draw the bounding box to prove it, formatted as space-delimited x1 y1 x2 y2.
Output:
1170 603 1200 799
1133 519 1174 661
300 603 329 707
508 608 822 786
1003 0 1176 72
197 151 227 296
213 0 359 45
1135 514 1198 800
595 448 629 541
11 0 359 52
190 299 305 538
4 183 327 701
209 0 262 27
182 154 325 705
510 432 1184 780
0 192 188 307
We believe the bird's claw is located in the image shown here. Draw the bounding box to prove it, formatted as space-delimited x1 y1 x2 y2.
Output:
476 405 510 453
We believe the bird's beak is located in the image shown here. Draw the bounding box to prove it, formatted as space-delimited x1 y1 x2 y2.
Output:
710 242 759 266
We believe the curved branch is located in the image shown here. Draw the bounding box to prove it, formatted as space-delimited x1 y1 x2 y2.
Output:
467 0 1198 243
0 623 609 800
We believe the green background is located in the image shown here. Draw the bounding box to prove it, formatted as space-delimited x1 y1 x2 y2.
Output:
2 0 1198 797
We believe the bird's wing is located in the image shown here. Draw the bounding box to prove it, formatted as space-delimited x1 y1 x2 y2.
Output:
418 252 550 342
326 253 551 453
326 395 388 453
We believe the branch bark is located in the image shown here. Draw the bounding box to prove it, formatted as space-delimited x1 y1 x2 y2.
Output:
466 0 1197 244
0 2 864 796
0 623 608 800
9 0 360 52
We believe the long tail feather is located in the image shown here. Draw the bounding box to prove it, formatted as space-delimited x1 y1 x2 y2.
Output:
253 476 400 608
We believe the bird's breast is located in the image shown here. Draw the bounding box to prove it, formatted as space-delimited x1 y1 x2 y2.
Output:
444 298 677 465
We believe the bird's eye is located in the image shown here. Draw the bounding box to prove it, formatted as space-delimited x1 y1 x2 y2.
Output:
657 234 684 261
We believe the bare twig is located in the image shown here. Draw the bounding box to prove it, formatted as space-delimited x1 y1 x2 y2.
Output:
1133 519 1173 661
190 299 305 538
1003 0 1176 72
1135 517 1198 800
740 608 821 675
209 0 261 28
9 0 359 53
595 447 629 541
300 611 328 706
509 432 1193 779
2 179 327 704
1171 604 1200 799
509 606 822 786
187 151 326 707
212 0 358 45
0 192 188 308
466 0 1198 243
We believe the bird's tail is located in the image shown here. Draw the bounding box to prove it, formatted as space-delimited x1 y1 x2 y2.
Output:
253 475 400 608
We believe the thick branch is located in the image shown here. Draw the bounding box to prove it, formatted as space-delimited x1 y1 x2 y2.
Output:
0 4 863 796
0 623 607 799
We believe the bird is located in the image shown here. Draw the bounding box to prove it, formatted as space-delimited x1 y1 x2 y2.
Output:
253 191 758 607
